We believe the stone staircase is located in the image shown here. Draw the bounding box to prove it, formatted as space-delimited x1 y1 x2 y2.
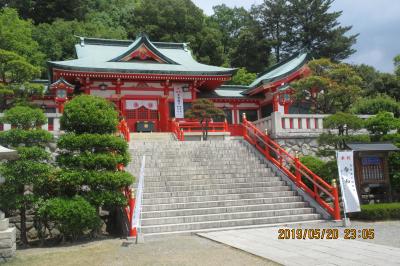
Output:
127 136 322 236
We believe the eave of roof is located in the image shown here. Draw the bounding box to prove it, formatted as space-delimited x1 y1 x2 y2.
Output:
243 52 308 95
346 143 400 152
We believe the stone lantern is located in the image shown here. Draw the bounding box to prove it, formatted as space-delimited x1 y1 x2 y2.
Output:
0 145 17 262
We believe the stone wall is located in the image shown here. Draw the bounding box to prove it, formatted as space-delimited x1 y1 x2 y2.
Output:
0 211 16 262
273 136 333 160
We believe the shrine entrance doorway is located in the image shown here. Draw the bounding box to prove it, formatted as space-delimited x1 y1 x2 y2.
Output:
123 98 159 132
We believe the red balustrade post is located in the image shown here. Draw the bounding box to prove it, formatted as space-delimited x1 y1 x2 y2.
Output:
242 113 247 139
224 119 228 132
129 188 137 237
294 152 301 186
331 179 341 221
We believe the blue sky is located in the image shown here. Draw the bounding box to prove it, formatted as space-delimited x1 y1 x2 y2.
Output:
192 0 400 73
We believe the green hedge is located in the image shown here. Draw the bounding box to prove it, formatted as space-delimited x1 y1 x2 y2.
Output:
58 133 128 153
351 203 400 220
37 196 101 241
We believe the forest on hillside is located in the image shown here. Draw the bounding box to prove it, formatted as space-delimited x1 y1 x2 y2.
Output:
0 0 399 96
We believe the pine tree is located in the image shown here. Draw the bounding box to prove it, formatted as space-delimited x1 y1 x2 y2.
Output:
252 0 291 62
254 0 357 62
288 0 358 61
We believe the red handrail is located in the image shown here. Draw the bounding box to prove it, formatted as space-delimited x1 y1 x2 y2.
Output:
170 119 184 141
116 119 136 236
117 119 130 142
242 115 341 220
178 120 228 133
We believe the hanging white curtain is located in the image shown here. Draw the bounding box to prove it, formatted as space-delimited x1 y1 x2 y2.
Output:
126 100 158 110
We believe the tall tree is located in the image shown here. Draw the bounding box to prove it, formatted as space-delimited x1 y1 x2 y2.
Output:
33 19 127 63
291 58 363 113
210 4 252 54
185 99 225 140
126 0 225 66
230 24 272 73
1 0 100 24
0 106 53 246
253 0 357 62
0 8 44 67
252 0 291 62
288 0 358 61
394 54 400 76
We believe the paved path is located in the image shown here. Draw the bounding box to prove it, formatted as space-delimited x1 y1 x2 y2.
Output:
198 226 400 266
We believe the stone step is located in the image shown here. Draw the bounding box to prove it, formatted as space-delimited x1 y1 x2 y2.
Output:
142 172 277 180
141 214 321 235
142 196 304 212
143 181 286 193
143 191 297 205
0 218 9 231
144 176 282 187
143 186 291 199
142 201 309 219
137 169 273 176
0 212 4 220
131 165 268 172
142 208 315 226
129 158 262 165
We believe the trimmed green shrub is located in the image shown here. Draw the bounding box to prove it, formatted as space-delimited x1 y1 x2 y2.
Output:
57 95 134 212
351 203 400 220
318 132 370 150
0 128 52 147
2 105 47 129
299 156 338 185
57 133 128 153
365 112 400 140
0 105 53 246
37 197 101 241
352 94 400 117
60 95 118 134
324 112 364 134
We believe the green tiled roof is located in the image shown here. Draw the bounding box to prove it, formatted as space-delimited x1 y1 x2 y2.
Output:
48 34 236 76
246 53 308 92
200 85 261 99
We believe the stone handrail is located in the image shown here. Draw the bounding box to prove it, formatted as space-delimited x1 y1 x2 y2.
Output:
253 112 372 138
0 113 62 132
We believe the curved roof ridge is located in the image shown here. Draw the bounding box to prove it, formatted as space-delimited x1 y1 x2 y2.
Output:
108 33 179 64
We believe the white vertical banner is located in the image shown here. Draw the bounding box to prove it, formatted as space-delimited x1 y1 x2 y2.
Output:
174 87 184 118
337 151 361 213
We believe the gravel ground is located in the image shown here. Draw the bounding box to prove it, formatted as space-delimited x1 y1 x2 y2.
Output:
7 221 399 266
286 220 400 248
7 235 278 266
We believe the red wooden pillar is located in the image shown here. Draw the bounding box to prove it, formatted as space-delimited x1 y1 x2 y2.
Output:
273 94 279 112
159 96 169 132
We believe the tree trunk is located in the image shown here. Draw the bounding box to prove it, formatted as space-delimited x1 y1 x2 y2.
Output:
20 203 28 247
204 120 209 141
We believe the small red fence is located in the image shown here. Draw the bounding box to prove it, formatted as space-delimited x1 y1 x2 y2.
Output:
242 116 341 220
170 120 229 141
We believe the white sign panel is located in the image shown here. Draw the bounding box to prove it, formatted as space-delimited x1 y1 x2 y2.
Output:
337 151 361 213
174 87 184 118
126 100 157 110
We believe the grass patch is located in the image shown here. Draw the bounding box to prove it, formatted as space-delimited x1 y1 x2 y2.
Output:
351 203 400 220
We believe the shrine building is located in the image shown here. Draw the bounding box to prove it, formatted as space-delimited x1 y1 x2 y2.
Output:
33 33 309 134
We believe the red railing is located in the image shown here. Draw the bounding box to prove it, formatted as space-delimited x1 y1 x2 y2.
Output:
116 119 136 237
118 119 130 142
170 119 184 141
170 119 229 141
242 115 341 220
178 120 228 132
